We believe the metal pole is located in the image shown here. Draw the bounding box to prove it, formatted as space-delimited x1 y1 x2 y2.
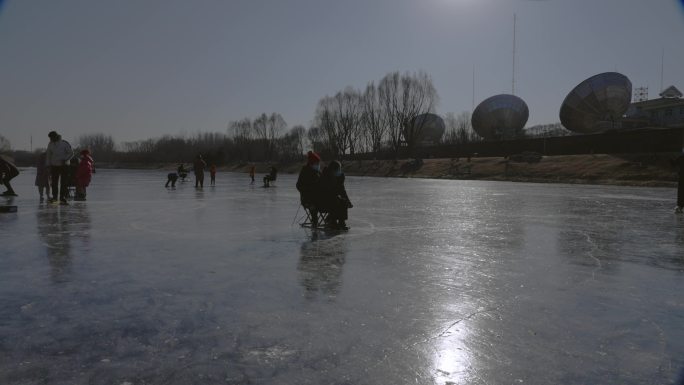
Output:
660 48 664 93
472 65 475 111
512 14 516 95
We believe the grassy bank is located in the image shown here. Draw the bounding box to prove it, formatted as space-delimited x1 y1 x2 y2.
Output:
97 153 681 187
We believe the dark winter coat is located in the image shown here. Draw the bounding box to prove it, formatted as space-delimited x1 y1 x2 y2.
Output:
193 158 206 175
319 167 351 210
296 165 321 206
0 155 19 180
674 154 684 178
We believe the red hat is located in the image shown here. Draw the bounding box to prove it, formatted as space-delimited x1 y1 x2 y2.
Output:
307 151 321 164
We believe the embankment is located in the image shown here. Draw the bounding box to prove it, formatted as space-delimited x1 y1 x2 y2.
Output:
100 153 681 187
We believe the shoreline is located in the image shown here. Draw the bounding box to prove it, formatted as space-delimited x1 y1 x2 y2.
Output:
90 153 679 188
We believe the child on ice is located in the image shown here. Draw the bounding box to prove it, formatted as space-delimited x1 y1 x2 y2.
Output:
74 150 94 201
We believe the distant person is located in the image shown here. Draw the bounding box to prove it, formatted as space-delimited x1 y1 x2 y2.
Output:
210 164 217 186
66 157 79 199
673 150 684 214
35 152 50 201
46 131 73 205
165 172 178 188
74 150 94 201
296 151 322 224
263 165 278 187
0 154 19 197
249 164 256 184
193 155 207 188
177 163 188 181
320 160 352 230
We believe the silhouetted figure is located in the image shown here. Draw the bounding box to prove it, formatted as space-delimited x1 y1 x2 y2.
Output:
165 172 178 188
263 165 278 187
46 131 73 205
210 164 217 186
0 154 19 197
177 164 188 181
74 150 94 201
249 164 256 184
66 157 79 199
296 151 322 224
35 152 50 200
320 160 352 230
673 150 684 214
193 155 206 188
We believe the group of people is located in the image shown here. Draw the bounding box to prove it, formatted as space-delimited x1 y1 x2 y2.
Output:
296 151 352 230
166 155 218 188
166 159 277 189
1 131 94 204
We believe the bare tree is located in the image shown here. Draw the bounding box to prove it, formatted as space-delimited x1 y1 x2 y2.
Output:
229 118 254 160
315 96 339 157
361 81 386 155
252 112 287 160
306 126 327 154
333 87 363 158
78 133 116 161
230 118 253 140
379 71 438 157
290 125 307 156
444 111 478 144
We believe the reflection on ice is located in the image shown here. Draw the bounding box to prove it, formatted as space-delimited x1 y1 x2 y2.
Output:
36 204 91 283
298 232 347 301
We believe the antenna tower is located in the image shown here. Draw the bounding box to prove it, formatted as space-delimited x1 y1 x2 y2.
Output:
512 14 516 95
633 86 648 102
660 48 665 92
472 65 475 111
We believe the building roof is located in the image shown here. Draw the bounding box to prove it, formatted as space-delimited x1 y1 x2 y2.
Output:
631 97 684 109
659 85 682 98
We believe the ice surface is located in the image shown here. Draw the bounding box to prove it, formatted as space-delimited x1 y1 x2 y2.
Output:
1 169 684 384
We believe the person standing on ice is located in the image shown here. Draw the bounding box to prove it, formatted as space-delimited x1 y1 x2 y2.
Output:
74 149 94 201
296 151 322 224
210 164 217 186
45 131 73 205
249 164 256 184
193 154 206 188
673 149 684 214
35 152 50 201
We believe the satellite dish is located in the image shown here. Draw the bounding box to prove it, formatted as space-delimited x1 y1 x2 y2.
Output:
471 94 529 140
559 72 632 133
407 113 445 145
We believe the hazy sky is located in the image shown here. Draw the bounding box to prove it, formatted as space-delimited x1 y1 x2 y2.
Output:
1 0 683 150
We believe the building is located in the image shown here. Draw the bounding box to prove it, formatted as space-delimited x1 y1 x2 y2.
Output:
627 85 684 128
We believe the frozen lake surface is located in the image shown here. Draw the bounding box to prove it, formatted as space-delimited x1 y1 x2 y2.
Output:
2 169 684 384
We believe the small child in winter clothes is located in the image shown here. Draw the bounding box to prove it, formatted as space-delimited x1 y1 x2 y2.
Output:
75 150 94 201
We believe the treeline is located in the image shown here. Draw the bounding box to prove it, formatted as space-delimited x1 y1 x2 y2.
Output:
312 71 439 158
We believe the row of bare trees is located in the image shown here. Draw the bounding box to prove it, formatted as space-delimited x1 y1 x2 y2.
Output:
443 112 480 145
313 71 439 159
228 113 310 162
